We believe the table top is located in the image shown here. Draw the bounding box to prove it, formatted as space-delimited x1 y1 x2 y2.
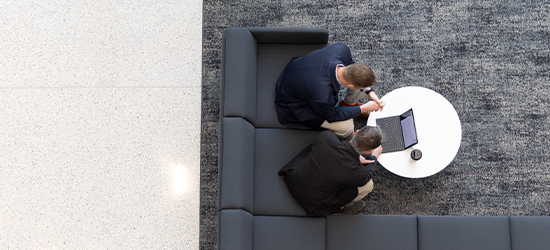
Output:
366 86 462 178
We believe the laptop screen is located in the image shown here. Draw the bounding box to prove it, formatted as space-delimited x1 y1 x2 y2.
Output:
400 110 418 148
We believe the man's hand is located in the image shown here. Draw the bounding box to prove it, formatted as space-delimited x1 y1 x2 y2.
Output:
359 154 375 164
367 91 385 111
359 101 382 114
360 145 383 165
371 145 383 158
376 100 386 111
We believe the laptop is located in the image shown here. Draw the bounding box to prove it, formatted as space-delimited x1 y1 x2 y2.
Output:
376 109 418 153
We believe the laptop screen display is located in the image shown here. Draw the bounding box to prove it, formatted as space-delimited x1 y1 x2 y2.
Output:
400 111 417 148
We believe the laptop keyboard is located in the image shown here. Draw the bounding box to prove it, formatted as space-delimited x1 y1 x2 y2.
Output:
378 116 405 153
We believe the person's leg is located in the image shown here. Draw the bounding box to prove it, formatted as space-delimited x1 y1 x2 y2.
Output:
351 179 374 203
333 180 373 215
343 88 369 104
320 119 354 140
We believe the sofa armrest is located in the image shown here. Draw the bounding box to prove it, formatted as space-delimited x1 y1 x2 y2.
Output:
218 117 255 212
247 27 329 44
221 28 258 124
219 209 253 250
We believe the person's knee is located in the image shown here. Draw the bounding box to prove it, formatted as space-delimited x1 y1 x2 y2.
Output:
360 180 373 194
339 127 354 140
341 119 354 140
364 180 374 193
354 180 374 201
329 127 354 140
333 119 354 140
321 119 354 139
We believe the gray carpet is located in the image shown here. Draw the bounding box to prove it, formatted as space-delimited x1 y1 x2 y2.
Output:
201 1 550 249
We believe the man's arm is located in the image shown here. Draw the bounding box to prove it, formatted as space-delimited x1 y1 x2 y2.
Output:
355 146 382 187
367 91 385 111
314 101 362 122
315 99 382 123
359 145 383 164
359 101 383 116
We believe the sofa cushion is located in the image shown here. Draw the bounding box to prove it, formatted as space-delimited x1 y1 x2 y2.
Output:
418 216 511 250
326 214 418 250
255 44 328 128
253 216 325 250
253 128 321 216
510 216 550 250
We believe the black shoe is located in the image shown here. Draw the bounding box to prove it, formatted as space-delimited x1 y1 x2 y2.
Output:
333 200 365 215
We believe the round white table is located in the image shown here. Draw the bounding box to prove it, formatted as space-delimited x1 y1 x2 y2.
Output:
366 86 462 178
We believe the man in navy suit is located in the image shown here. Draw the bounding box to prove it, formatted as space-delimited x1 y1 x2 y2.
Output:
275 43 384 139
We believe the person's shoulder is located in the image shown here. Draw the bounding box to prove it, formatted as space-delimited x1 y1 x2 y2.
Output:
324 43 351 57
328 43 350 51
331 42 349 47
317 130 344 144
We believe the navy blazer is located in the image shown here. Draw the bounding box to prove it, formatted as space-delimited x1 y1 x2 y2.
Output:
275 43 362 130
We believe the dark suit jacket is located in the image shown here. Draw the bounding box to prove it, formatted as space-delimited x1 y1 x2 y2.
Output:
275 43 362 130
278 130 377 216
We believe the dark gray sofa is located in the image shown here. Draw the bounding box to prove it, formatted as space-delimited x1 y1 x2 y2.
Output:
218 27 550 250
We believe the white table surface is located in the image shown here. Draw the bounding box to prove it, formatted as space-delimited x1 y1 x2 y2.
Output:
367 86 462 178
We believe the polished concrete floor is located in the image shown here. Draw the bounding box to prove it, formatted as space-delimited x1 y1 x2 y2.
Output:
0 1 202 249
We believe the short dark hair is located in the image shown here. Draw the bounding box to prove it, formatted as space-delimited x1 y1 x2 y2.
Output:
349 126 382 153
343 63 375 89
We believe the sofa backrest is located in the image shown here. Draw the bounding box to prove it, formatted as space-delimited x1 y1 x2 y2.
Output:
417 216 511 250
220 213 550 250
219 27 330 216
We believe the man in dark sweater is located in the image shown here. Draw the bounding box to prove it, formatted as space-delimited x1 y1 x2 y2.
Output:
278 126 383 216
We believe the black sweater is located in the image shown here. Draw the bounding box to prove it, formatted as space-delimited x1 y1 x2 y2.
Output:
279 130 378 216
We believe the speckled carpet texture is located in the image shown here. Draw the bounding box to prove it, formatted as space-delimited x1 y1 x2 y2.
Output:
201 1 550 249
